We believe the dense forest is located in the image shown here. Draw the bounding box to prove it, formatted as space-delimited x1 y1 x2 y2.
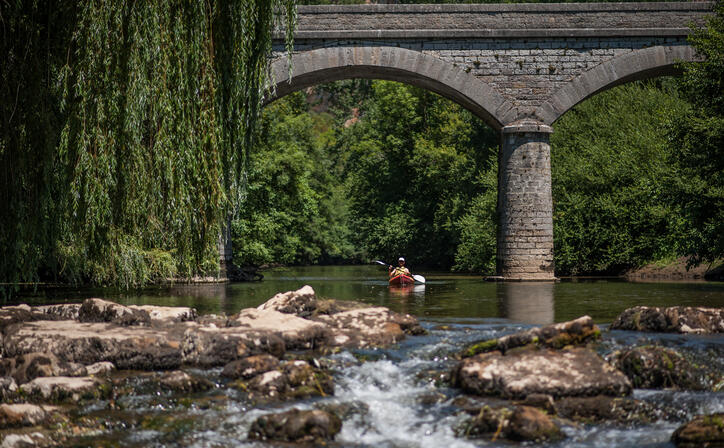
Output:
1 1 722 290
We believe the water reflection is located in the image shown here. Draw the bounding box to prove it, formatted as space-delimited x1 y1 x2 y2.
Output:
498 282 555 325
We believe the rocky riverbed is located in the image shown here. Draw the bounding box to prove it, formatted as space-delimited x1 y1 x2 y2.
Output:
0 287 722 447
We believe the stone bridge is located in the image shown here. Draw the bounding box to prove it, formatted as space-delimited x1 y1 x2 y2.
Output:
255 2 713 280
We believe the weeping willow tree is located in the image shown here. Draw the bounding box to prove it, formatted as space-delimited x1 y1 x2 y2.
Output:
0 1 296 290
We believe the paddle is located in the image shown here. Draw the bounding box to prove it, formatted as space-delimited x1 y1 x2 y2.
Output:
373 260 426 284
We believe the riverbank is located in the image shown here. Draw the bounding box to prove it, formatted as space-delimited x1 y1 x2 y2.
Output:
0 286 722 447
624 258 724 282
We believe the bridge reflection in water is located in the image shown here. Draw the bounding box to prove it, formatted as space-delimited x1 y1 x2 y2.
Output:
498 282 555 325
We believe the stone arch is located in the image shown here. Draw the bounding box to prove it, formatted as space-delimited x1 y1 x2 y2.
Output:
267 46 514 131
537 45 697 126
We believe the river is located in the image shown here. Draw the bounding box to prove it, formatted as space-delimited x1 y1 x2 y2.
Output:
11 265 724 447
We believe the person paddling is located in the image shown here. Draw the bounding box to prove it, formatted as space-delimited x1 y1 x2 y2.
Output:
389 257 411 278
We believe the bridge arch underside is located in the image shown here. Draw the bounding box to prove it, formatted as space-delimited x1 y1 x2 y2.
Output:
267 47 510 131
264 43 698 281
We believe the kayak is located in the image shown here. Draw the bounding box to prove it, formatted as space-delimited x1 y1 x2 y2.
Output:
389 274 415 286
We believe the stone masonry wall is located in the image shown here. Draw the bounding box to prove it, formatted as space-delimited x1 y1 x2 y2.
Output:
497 127 555 280
276 36 685 109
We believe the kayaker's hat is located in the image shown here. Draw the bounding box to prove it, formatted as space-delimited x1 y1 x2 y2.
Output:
398 257 405 262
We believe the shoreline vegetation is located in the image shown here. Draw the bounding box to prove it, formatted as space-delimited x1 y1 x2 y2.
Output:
2 2 722 292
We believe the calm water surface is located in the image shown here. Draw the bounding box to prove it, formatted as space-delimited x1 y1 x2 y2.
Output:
11 266 724 448
18 265 724 324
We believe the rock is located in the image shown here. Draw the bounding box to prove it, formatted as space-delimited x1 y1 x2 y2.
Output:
0 404 51 428
507 406 563 442
85 362 115 376
159 370 213 393
181 327 284 367
248 408 342 443
458 405 512 438
128 305 197 323
221 354 279 380
245 371 288 399
78 298 151 326
34 304 81 320
283 360 334 399
609 346 714 390
463 316 600 358
230 308 331 350
458 404 562 442
554 395 659 424
516 393 555 414
21 376 107 403
0 432 50 448
3 320 183 370
313 307 422 348
611 306 724 334
0 352 85 384
0 377 18 401
454 346 632 399
671 413 724 447
257 285 317 317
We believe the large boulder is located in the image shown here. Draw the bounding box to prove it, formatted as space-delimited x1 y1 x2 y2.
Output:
463 316 600 358
230 308 331 350
454 346 631 399
34 304 81 320
611 306 724 334
78 298 151 326
257 285 317 317
671 413 724 447
314 307 423 348
2 320 183 370
609 346 716 390
248 408 342 443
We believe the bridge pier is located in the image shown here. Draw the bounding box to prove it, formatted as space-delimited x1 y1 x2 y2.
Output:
497 122 556 281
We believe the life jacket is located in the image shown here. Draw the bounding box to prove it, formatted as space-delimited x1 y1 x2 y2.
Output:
390 267 410 277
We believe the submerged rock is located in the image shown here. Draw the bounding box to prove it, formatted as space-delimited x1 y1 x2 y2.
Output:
248 408 342 443
671 413 724 447
554 395 659 424
454 346 631 399
611 306 724 334
159 370 213 393
458 405 562 442
233 359 334 401
21 376 107 403
463 315 600 358
609 346 716 390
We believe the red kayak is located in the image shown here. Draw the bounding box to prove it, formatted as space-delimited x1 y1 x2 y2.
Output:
389 274 415 286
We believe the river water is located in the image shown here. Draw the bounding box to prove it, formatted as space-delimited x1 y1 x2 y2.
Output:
12 266 724 447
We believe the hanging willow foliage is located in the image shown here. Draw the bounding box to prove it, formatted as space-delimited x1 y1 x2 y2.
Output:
0 1 296 290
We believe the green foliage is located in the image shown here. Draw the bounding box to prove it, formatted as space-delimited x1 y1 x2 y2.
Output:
551 81 692 275
341 81 498 268
231 92 359 266
0 1 295 290
667 1 724 266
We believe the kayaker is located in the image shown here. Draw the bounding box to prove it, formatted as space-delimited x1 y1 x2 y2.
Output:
389 257 411 277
